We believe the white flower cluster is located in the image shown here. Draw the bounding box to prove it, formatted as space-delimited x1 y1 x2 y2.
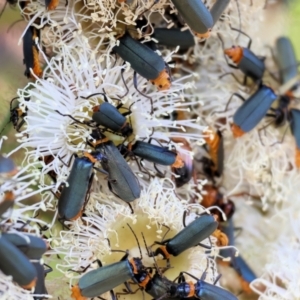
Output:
1 0 298 299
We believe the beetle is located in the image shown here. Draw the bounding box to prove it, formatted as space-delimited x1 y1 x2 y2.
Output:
289 109 300 167
58 151 105 221
0 97 30 136
71 257 140 299
0 235 37 289
171 0 230 39
90 130 141 205
152 28 195 51
148 211 218 267
10 97 30 132
158 271 238 300
71 224 148 299
132 233 183 300
1 233 48 259
200 184 235 222
144 272 189 300
113 33 171 91
229 84 277 138
121 139 184 177
219 219 257 294
202 127 224 178
210 0 231 26
82 92 133 137
258 38 298 132
0 191 15 217
140 255 183 300
276 36 299 89
92 102 132 136
55 93 134 137
23 26 43 79
171 0 212 39
220 27 266 85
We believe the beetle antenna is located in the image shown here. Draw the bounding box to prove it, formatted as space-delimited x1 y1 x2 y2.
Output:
141 232 162 275
10 97 19 110
127 223 143 259
234 0 242 40
141 231 151 257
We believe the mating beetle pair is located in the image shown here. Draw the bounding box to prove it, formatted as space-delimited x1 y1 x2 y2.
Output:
221 33 299 139
224 36 300 168
71 212 235 299
57 134 141 221
152 270 238 300
71 224 151 299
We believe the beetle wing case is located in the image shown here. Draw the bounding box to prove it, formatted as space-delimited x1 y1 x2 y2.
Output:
210 0 230 25
2 233 48 259
153 28 195 50
92 102 126 132
233 85 277 133
132 141 177 166
196 280 238 300
276 37 298 85
239 48 265 82
145 273 174 299
171 0 213 35
97 141 141 202
0 236 37 288
167 214 218 256
113 34 165 80
58 157 94 220
78 260 133 298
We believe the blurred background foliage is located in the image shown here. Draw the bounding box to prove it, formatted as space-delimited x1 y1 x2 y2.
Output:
288 0 300 56
0 0 27 159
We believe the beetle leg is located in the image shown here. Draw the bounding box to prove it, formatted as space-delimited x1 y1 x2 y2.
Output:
230 26 252 49
154 163 165 178
119 67 129 98
133 71 154 115
81 92 107 100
